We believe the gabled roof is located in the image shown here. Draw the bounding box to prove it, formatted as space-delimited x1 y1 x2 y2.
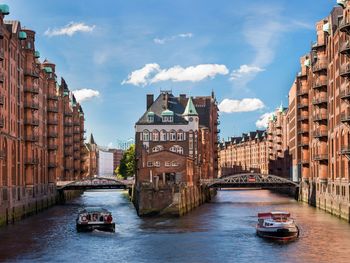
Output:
136 92 188 125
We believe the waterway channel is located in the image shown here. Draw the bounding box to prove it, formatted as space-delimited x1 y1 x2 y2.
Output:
1 190 350 263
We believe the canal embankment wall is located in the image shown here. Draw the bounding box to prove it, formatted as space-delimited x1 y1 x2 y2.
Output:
0 187 82 227
299 181 350 222
132 182 216 217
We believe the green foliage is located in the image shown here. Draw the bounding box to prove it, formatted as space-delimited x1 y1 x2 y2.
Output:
118 144 135 179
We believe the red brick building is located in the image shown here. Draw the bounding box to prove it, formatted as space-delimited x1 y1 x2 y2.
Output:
0 5 86 225
134 91 218 216
219 105 291 179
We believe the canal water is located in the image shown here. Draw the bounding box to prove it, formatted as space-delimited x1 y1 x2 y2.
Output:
1 190 350 263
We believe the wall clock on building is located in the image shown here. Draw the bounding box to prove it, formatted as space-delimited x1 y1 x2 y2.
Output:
189 117 193 122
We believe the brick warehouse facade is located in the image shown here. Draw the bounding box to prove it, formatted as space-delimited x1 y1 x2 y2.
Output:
219 1 350 221
219 105 291 179
292 2 350 220
0 5 86 225
134 91 218 216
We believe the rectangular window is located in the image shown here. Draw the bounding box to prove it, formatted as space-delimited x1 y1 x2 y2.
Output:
165 161 171 167
147 161 153 167
170 132 176 141
177 133 183 141
154 161 160 167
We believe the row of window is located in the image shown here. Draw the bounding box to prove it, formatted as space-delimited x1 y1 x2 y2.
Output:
141 130 188 142
152 145 184 154
147 161 179 167
147 115 173 123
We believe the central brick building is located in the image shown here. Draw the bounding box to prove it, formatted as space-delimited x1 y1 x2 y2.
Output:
134 91 218 216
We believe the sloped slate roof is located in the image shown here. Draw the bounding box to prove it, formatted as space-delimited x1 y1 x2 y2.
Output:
136 93 188 125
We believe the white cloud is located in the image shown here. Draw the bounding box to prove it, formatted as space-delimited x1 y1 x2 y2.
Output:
45 22 95 37
154 33 193 44
72 89 100 103
121 63 160 86
218 98 265 113
151 64 229 83
231 5 314 88
230 64 265 80
256 112 274 129
107 142 113 149
122 63 228 86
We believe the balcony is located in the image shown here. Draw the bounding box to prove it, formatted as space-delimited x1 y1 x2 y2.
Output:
339 19 350 34
298 141 309 148
24 69 39 78
24 86 39 94
312 96 328 105
25 135 39 142
313 154 328 161
298 128 309 135
48 163 57 168
25 158 39 165
73 130 80 134
0 95 4 105
313 113 328 122
340 86 350 100
47 119 58 125
297 102 308 109
47 94 58 101
0 73 4 82
311 40 326 50
65 141 73 146
313 79 327 89
73 137 81 143
24 101 39 110
64 132 73 137
297 89 309 96
0 116 4 128
0 47 4 60
64 151 73 157
73 121 80 126
312 61 328 73
340 63 350 78
47 106 58 113
47 132 58 138
341 110 350 123
0 27 3 39
64 111 73 117
313 130 328 138
48 144 58 151
340 41 350 55
299 159 310 165
24 118 39 126
73 145 80 151
65 121 73 127
298 114 309 121
297 71 307 78
340 146 350 155
0 150 5 159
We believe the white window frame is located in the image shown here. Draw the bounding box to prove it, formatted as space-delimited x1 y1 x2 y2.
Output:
147 161 153 167
160 130 167 141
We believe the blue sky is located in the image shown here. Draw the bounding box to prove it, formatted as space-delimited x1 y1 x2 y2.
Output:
5 0 337 147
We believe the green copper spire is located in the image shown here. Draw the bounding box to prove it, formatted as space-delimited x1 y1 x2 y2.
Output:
183 97 198 116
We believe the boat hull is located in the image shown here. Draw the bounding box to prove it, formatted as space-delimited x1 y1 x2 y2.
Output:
256 227 299 241
76 222 115 232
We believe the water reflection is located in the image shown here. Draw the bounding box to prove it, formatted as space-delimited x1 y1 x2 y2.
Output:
0 190 349 263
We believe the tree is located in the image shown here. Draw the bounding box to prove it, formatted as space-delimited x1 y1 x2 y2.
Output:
118 144 135 179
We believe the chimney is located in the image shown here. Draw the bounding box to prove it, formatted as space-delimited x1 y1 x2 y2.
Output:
179 94 186 107
146 94 154 109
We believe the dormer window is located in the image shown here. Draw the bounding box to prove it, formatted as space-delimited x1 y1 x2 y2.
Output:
147 111 155 123
161 109 174 123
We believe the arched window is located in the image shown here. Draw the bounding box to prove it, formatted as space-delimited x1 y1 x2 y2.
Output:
152 130 159 141
177 130 184 141
152 145 164 153
170 130 176 141
143 130 150 142
160 130 167 141
170 145 183 155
